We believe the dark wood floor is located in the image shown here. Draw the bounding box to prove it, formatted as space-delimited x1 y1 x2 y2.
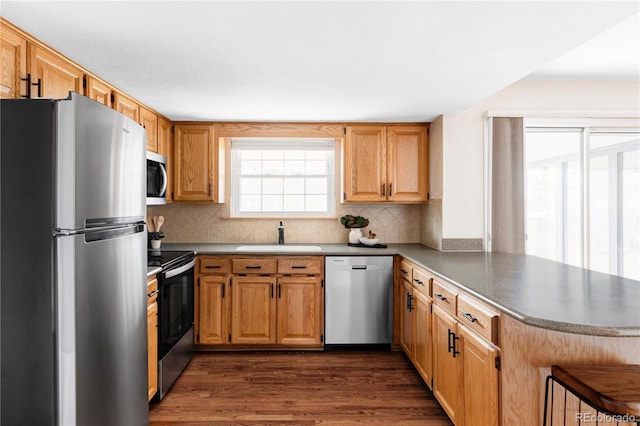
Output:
149 350 453 425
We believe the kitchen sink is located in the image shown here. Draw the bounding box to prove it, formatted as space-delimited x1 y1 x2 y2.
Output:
235 245 322 252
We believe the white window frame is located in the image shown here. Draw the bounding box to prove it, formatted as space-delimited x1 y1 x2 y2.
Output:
230 138 336 218
522 119 639 278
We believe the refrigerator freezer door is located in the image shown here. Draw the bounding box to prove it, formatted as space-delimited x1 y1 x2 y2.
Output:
56 93 146 230
57 225 148 426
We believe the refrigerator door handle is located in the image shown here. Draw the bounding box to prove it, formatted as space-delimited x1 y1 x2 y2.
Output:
54 223 144 238
164 258 196 279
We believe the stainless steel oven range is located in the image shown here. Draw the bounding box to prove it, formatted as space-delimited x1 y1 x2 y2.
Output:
148 250 196 400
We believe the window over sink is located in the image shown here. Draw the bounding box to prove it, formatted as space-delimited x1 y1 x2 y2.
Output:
230 138 336 218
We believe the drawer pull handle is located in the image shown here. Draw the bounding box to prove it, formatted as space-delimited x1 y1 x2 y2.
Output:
462 312 478 323
291 265 307 269
434 293 447 301
205 265 221 269
245 265 262 269
413 278 424 286
401 269 408 274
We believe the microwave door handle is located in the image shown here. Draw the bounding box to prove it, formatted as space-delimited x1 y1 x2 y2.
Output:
159 163 168 197
164 258 196 279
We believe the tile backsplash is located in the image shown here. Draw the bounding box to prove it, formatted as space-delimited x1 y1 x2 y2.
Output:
148 203 423 245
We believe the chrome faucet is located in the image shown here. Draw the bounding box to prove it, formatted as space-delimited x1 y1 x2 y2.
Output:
278 221 285 244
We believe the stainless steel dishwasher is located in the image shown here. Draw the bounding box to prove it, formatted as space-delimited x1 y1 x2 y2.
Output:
325 256 393 345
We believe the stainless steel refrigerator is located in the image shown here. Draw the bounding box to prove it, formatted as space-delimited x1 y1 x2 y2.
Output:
1 93 148 425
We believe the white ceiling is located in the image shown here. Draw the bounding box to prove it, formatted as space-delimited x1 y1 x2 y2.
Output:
2 1 638 122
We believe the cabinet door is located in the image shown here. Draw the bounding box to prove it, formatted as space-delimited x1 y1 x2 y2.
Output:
85 75 112 107
276 276 323 346
198 275 229 345
433 305 464 425
140 106 158 153
147 299 158 401
29 43 83 99
174 125 216 201
400 279 414 356
157 117 173 203
413 290 433 389
387 125 428 202
344 126 386 202
460 325 500 426
113 92 139 122
231 276 276 344
0 22 27 99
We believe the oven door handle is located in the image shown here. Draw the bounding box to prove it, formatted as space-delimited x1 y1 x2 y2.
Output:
164 258 196 279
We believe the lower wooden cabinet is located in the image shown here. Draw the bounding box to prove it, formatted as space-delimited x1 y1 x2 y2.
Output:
277 276 323 346
460 324 500 426
231 276 277 344
196 255 323 348
400 278 414 355
399 259 433 388
147 276 159 401
413 289 432 386
433 304 465 425
398 256 500 426
198 275 229 345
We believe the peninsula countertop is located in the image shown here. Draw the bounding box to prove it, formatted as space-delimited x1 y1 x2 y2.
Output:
161 243 640 337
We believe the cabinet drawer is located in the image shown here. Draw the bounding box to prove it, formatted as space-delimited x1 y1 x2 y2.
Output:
398 259 413 283
278 257 323 275
199 257 230 274
147 277 158 303
232 258 277 275
457 294 500 344
432 279 457 316
412 268 431 296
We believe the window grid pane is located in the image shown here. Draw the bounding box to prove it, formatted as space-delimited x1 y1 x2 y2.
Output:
233 142 334 217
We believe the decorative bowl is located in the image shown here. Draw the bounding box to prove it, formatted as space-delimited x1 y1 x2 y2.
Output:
359 237 380 246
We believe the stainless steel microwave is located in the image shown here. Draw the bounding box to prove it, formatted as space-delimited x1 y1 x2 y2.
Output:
147 151 167 205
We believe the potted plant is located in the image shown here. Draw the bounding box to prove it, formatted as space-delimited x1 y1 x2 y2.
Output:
340 215 369 244
149 231 165 249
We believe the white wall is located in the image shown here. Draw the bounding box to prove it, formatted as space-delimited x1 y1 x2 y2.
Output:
441 80 640 240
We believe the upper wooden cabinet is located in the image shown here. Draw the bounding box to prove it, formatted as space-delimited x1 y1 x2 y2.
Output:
344 125 428 203
157 117 173 202
0 21 27 99
28 43 84 99
139 106 158 152
85 75 112 107
113 91 139 122
174 124 223 202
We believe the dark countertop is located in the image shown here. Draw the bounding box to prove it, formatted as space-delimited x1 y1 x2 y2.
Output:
162 243 640 337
